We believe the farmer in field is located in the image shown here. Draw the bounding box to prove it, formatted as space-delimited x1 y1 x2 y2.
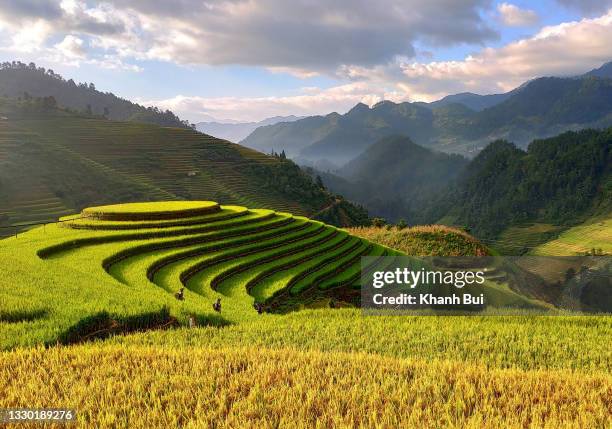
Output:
213 298 221 312
254 302 264 314
175 287 184 300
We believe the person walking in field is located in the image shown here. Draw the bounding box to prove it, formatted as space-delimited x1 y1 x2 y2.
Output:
213 298 221 312
175 287 184 300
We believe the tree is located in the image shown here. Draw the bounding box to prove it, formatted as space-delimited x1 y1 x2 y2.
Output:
396 219 407 230
42 96 57 110
372 217 387 228
315 175 325 189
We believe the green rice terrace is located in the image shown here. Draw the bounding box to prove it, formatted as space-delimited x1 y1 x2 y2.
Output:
2 199 600 351
0 201 404 348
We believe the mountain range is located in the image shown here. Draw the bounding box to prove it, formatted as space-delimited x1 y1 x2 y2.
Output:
241 61 612 166
196 115 303 143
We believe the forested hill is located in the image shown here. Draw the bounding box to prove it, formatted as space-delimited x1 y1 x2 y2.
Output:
0 61 191 129
319 136 468 222
433 129 612 238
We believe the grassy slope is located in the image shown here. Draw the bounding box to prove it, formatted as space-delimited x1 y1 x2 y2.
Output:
0 203 397 348
1 203 610 427
532 215 612 256
488 215 612 256
346 225 491 256
0 101 366 231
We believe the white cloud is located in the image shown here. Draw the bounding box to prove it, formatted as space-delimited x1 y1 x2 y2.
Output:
342 10 612 100
9 20 53 53
54 35 86 59
498 3 539 27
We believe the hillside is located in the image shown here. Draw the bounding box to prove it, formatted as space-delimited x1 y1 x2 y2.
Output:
242 72 612 163
433 129 612 240
1 201 401 348
423 91 510 111
0 97 368 231
347 225 490 256
0 61 191 129
327 135 468 222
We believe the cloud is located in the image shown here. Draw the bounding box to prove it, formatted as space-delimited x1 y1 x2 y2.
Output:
556 0 612 15
0 0 498 73
498 3 539 27
140 82 393 122
54 34 86 59
342 10 612 100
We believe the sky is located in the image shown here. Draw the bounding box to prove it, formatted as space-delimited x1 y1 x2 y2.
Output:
1 0 612 122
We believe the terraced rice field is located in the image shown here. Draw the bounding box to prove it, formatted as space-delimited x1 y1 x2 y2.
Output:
0 114 325 235
17 118 307 214
490 223 562 255
1 201 611 427
532 216 612 256
0 201 397 348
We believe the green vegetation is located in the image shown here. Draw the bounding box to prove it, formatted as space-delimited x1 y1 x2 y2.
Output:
491 223 562 255
319 135 467 222
0 61 192 128
347 224 491 256
532 216 612 256
0 201 394 348
1 201 610 427
242 75 612 162
82 201 220 220
435 130 611 240
0 98 368 231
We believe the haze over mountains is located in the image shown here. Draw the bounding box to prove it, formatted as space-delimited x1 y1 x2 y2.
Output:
241 61 612 166
196 115 303 143
317 130 611 242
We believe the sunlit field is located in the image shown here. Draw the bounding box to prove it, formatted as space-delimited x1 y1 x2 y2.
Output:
1 202 610 427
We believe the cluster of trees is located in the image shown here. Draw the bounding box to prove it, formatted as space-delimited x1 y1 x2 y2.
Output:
434 129 611 237
244 157 369 226
0 61 193 129
245 158 329 208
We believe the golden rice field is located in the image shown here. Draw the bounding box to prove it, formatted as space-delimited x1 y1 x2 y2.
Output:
2 344 610 429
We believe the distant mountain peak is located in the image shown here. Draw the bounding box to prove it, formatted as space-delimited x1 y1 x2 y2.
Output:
372 100 395 109
347 102 370 115
583 61 612 79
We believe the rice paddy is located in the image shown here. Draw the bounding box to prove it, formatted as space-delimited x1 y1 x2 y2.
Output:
1 201 610 428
